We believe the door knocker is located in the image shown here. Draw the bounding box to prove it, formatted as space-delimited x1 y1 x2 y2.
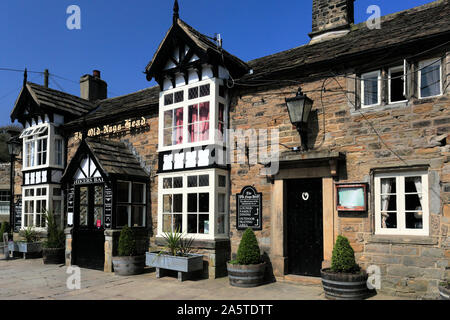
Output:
302 192 309 201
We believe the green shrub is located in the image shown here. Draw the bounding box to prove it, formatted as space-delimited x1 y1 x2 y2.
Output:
19 227 40 243
0 222 10 239
236 228 261 265
43 211 65 249
118 226 136 257
331 235 360 273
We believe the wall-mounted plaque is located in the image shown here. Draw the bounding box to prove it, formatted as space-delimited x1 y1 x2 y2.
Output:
104 186 113 229
236 186 262 230
14 197 22 232
336 183 367 212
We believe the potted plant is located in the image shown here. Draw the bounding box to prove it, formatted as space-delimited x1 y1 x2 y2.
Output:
17 227 42 258
438 280 449 300
145 229 203 281
42 211 65 264
321 235 371 300
112 226 145 276
226 228 266 288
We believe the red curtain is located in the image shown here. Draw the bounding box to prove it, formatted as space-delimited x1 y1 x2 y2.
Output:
175 108 183 145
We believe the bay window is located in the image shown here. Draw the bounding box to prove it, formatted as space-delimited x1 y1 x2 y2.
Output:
55 138 63 166
374 171 429 236
158 169 229 239
159 79 229 151
116 181 146 228
23 186 47 228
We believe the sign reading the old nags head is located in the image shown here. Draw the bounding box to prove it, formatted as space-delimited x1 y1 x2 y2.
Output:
236 186 263 230
74 117 149 140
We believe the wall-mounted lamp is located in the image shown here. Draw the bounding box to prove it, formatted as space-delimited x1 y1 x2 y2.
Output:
285 88 313 151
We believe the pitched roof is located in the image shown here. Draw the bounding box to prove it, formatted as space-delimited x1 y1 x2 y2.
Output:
145 18 250 80
64 86 160 128
85 138 148 178
245 0 450 81
11 82 95 122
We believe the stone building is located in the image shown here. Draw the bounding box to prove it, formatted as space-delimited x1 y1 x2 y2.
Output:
8 0 450 298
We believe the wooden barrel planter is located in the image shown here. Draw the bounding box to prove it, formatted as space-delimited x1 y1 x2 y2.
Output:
227 262 266 288
321 269 370 300
438 284 449 300
112 255 145 276
43 248 65 264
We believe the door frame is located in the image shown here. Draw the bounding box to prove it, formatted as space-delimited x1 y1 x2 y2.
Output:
270 164 338 278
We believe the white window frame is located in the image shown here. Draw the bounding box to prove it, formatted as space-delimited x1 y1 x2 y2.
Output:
157 168 229 240
22 186 48 230
0 190 10 215
158 78 228 152
388 66 407 104
418 58 443 99
116 181 147 228
361 70 381 108
374 171 429 236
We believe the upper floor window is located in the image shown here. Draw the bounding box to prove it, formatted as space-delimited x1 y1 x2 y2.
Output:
361 71 381 107
419 59 442 99
159 79 228 151
374 171 429 236
0 190 10 215
55 138 63 166
388 66 407 104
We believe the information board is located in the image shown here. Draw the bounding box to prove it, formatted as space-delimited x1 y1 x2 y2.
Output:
236 186 262 230
104 186 113 229
14 197 22 232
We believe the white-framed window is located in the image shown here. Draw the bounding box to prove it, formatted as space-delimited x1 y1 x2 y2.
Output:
158 169 229 240
419 58 442 99
23 186 47 229
388 66 407 104
374 171 429 236
116 181 146 228
54 138 63 166
0 190 10 215
361 70 381 108
159 78 229 152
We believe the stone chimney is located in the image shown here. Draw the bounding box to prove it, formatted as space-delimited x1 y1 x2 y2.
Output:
80 70 107 101
309 0 355 43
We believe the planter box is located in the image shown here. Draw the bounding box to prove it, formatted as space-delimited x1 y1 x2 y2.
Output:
146 252 203 273
17 242 42 253
43 248 65 265
8 241 19 252
112 255 145 276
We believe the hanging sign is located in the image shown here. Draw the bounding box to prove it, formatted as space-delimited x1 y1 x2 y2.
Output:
236 186 263 230
104 186 113 229
14 197 22 232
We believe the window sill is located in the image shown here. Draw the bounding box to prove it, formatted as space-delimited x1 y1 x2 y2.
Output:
350 101 409 115
367 234 437 245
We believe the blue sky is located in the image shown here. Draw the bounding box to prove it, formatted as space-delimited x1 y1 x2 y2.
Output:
0 0 434 127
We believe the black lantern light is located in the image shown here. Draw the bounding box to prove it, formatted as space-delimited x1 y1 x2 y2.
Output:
285 88 314 151
7 135 21 232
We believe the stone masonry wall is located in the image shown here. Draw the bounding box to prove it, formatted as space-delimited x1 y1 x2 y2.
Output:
229 64 449 298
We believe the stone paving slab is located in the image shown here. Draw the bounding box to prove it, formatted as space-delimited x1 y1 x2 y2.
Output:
0 258 407 300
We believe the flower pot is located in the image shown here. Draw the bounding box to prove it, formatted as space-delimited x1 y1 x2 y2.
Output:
321 268 370 300
112 255 145 276
42 248 65 264
438 284 449 300
146 252 204 273
226 262 266 288
17 242 42 253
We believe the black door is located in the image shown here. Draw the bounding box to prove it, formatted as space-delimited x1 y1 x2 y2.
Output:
73 185 105 271
287 178 323 277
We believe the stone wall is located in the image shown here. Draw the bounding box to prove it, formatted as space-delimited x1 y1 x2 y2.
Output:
228 61 449 298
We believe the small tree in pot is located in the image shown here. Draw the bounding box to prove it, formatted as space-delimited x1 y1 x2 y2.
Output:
321 236 372 300
112 226 145 276
42 211 65 264
227 228 266 288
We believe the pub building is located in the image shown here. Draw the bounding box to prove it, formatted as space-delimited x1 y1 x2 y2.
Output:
9 0 450 298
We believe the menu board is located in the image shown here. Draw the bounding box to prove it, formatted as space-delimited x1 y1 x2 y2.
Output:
104 186 113 229
14 197 22 232
236 186 262 230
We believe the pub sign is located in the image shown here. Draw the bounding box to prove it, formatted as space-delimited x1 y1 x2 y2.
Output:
236 186 262 230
